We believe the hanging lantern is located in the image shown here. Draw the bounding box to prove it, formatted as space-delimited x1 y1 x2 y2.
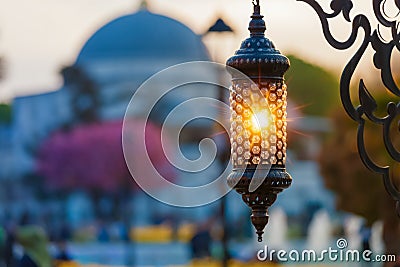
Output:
226 0 292 242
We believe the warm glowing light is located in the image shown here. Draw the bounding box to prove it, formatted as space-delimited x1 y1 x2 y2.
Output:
251 109 273 132
229 81 288 167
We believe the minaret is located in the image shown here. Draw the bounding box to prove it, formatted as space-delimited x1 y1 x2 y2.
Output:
139 0 148 10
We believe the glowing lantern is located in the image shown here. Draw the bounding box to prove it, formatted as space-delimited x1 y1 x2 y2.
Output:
226 0 292 242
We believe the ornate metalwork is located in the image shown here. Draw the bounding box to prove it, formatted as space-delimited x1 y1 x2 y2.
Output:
298 0 400 215
226 0 292 242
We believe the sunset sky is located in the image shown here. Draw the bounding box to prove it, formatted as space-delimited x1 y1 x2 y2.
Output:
0 0 393 102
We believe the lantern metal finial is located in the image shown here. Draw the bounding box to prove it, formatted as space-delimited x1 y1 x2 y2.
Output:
249 0 265 37
226 2 292 242
252 0 260 8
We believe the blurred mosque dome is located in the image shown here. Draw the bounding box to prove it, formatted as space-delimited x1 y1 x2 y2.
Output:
10 6 216 177
76 9 209 64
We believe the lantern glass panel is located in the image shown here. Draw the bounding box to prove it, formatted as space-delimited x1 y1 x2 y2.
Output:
230 80 287 168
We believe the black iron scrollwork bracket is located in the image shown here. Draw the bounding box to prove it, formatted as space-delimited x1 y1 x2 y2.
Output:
298 0 400 215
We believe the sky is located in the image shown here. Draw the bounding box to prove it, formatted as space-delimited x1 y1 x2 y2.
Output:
0 0 392 102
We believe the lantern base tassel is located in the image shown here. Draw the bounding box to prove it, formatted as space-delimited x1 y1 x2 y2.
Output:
228 167 292 242
251 208 269 242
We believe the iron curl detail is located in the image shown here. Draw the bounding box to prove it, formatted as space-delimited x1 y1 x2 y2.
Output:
298 0 400 215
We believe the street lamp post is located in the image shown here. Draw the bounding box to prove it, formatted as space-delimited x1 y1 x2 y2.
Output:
205 16 234 267
226 0 292 242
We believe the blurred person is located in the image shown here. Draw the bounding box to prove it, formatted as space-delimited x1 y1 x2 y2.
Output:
4 224 16 267
54 224 72 263
54 241 71 262
360 224 371 252
97 221 109 242
15 226 52 267
0 225 5 267
19 212 30 227
190 221 212 259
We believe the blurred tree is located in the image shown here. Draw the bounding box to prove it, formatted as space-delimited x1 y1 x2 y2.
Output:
37 119 176 219
319 105 400 258
0 104 11 124
38 120 130 192
60 66 99 124
37 120 175 191
286 55 339 116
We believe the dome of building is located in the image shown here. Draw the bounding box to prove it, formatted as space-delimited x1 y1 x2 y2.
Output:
76 9 209 64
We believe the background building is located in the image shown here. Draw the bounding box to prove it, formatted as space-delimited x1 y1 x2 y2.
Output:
0 4 344 266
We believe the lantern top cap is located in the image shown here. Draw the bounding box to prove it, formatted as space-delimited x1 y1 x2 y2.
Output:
226 0 290 80
249 0 266 37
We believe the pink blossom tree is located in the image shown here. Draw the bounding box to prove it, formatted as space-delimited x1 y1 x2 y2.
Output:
37 119 176 221
37 119 175 193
